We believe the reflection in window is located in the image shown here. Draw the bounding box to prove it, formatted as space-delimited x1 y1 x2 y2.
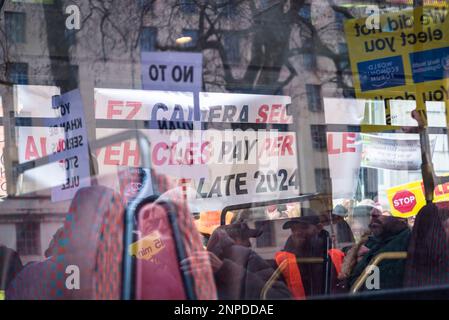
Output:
8 63 28 85
298 3 311 21
315 168 331 193
217 0 237 18
181 29 199 48
16 222 41 256
303 41 316 71
180 0 197 14
306 84 322 112
310 125 327 150
64 28 77 47
141 27 157 52
223 32 240 64
5 11 26 44
137 0 154 9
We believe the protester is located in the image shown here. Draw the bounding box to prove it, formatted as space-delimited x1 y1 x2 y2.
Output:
344 202 411 292
404 203 449 287
330 204 355 250
276 208 343 298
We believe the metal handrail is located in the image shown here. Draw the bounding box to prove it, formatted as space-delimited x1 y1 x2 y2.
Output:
260 256 325 300
350 251 408 293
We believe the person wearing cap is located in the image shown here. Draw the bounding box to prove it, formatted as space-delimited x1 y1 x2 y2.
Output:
330 204 355 251
344 203 411 292
275 208 344 299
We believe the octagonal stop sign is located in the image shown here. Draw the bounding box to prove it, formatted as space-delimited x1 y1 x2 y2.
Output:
392 190 417 214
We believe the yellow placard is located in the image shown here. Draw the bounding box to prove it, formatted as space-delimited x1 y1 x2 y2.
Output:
387 179 449 217
128 230 165 261
344 6 449 122
0 290 4 300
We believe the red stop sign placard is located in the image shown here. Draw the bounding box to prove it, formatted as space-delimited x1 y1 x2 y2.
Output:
392 190 417 213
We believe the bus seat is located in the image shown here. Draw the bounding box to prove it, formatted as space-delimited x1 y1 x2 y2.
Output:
403 202 449 288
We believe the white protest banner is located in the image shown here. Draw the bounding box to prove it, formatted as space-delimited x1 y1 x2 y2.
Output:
95 89 292 124
327 132 363 198
324 98 364 199
361 134 436 171
95 88 297 212
48 89 91 202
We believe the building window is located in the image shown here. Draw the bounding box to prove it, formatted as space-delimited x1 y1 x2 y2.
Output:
141 27 157 52
298 3 311 21
217 0 237 18
315 168 331 193
5 11 26 44
306 84 323 112
180 0 197 14
16 222 41 256
303 41 316 71
310 125 327 150
181 29 199 48
64 28 77 47
137 0 154 10
8 63 28 85
223 32 240 64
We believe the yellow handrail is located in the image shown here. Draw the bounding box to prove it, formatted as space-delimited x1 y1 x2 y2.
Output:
350 251 408 293
260 257 324 300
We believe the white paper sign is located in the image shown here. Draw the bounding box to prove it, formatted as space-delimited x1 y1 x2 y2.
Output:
361 134 436 171
49 89 91 202
141 52 203 92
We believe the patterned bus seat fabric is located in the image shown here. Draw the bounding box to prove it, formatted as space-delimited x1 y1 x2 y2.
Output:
6 186 124 300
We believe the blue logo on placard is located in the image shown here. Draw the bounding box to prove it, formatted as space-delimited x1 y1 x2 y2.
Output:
358 56 405 92
410 47 449 83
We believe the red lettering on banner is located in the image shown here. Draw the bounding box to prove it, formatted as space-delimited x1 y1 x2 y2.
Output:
152 142 169 166
256 105 269 123
25 136 39 160
342 133 356 153
256 104 291 124
107 101 124 119
327 134 340 155
420 181 449 197
152 142 212 166
269 104 281 123
123 141 140 166
201 142 211 163
327 133 357 155
282 135 294 156
25 136 49 160
107 100 142 119
125 102 142 120
104 143 121 165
